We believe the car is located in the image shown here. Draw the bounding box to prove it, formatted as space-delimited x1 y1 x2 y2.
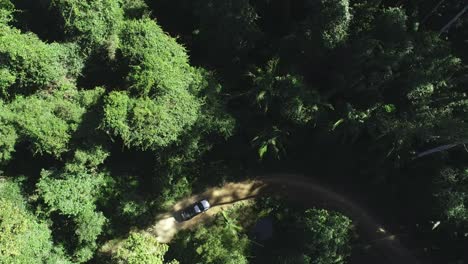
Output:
179 199 210 221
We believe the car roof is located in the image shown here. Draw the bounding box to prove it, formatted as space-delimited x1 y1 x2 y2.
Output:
200 199 210 209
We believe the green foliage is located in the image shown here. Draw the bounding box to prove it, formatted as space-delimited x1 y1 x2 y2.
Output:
10 94 78 156
114 232 178 264
118 18 193 96
249 58 322 125
102 90 200 150
37 170 106 216
8 88 104 157
174 218 250 264
247 58 324 160
128 90 199 149
252 198 353 264
0 102 17 165
252 126 288 160
190 68 235 139
51 42 86 80
331 18 467 169
0 68 15 96
0 26 69 98
303 0 351 49
2 0 468 262
121 0 150 19
0 0 13 25
101 18 221 151
0 14 85 96
101 91 131 142
0 0 13 11
157 175 191 209
0 122 16 166
0 179 70 264
50 0 123 54
434 168 468 225
64 145 110 173
301 209 352 264
36 146 110 262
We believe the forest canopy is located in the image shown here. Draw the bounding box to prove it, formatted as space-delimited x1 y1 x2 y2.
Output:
1 0 468 263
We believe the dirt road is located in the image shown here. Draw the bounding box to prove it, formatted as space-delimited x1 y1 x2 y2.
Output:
122 174 421 263
146 180 268 243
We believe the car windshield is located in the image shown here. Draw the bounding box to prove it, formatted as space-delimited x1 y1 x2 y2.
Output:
195 202 203 211
194 205 201 213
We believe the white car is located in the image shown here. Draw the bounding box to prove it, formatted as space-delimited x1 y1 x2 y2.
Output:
180 199 210 221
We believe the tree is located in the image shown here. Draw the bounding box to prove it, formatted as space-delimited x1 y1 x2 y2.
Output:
0 102 17 165
248 58 322 125
0 0 13 25
0 178 71 263
302 0 351 49
433 167 468 225
168 206 252 264
330 6 468 173
49 0 123 55
300 209 352 264
36 146 110 263
114 232 178 264
118 18 194 96
174 222 250 264
103 19 235 151
8 87 105 157
121 0 150 19
0 24 82 98
100 18 203 151
101 90 200 150
246 58 324 159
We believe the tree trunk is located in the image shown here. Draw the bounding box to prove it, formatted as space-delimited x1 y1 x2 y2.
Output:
439 4 468 34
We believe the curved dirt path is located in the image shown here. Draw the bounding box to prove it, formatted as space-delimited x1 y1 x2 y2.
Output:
261 174 421 264
112 174 421 263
